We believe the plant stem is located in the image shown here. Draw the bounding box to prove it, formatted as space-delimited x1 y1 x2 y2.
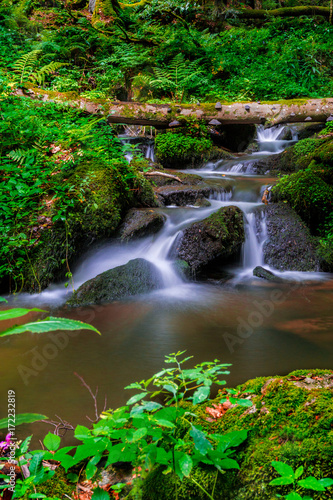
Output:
190 477 216 500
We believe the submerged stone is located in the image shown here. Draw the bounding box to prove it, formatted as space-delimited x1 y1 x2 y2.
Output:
66 258 163 306
253 266 284 283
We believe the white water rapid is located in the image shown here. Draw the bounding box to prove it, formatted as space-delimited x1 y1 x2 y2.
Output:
13 124 329 307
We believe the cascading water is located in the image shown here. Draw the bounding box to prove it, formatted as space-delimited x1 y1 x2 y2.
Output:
145 144 155 162
242 211 267 271
19 122 325 307
257 124 298 154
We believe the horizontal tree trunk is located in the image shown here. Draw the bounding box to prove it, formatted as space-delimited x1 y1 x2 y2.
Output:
232 6 331 19
16 88 333 127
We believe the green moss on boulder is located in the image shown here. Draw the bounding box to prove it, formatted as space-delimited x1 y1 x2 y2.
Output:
66 258 163 306
143 370 333 500
177 206 245 273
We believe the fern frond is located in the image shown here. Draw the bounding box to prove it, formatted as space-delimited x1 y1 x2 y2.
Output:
13 50 42 84
30 62 68 86
7 149 30 165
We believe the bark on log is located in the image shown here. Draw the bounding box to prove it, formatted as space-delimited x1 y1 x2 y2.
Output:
16 88 333 127
233 6 331 19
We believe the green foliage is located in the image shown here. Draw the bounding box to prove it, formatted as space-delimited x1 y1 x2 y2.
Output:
0 353 248 500
155 132 213 168
139 53 206 102
0 95 153 291
269 460 333 499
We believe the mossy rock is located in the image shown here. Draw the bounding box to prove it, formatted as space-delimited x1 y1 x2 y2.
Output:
66 258 163 306
155 132 227 169
272 171 333 234
20 159 157 293
177 206 245 273
143 370 333 500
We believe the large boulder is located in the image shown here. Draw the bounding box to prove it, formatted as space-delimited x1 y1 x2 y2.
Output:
155 184 213 206
257 203 320 272
119 209 166 241
67 258 163 306
177 206 245 273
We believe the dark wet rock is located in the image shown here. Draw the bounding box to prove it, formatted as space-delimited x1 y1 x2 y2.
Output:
253 266 284 283
256 203 320 272
250 153 284 175
293 123 325 140
193 198 211 208
177 206 245 273
155 184 213 206
67 258 163 306
173 260 191 279
119 209 166 241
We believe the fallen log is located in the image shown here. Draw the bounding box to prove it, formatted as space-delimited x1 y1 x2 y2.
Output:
15 88 333 127
232 6 331 19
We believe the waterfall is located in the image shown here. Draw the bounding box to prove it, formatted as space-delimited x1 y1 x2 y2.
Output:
257 125 285 142
256 125 298 154
242 211 267 271
145 144 155 162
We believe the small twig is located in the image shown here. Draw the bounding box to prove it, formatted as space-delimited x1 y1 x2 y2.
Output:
74 372 107 422
144 171 183 183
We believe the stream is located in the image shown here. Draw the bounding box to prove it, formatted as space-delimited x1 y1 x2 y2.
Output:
1 126 333 440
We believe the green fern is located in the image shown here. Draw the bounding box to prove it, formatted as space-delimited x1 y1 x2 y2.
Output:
147 53 203 102
13 50 42 84
7 149 31 165
13 51 67 86
30 61 67 86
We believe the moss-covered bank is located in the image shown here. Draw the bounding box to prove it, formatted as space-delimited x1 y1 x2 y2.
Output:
143 369 333 500
18 159 157 293
272 132 333 271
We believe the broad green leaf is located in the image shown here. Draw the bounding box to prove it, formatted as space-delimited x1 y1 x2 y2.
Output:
91 487 110 500
295 466 304 479
298 477 326 491
130 402 162 415
319 478 333 487
214 430 248 453
126 392 147 406
271 461 295 479
86 460 97 480
131 427 148 442
29 494 47 499
74 425 91 440
0 413 48 429
190 426 212 455
154 419 175 428
285 493 303 500
218 458 240 470
192 386 210 405
269 477 295 486
43 432 61 452
19 435 32 454
0 298 8 303
0 317 100 337
178 454 193 477
0 308 45 320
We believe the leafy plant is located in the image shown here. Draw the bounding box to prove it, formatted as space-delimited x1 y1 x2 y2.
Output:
0 352 248 500
269 461 333 499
